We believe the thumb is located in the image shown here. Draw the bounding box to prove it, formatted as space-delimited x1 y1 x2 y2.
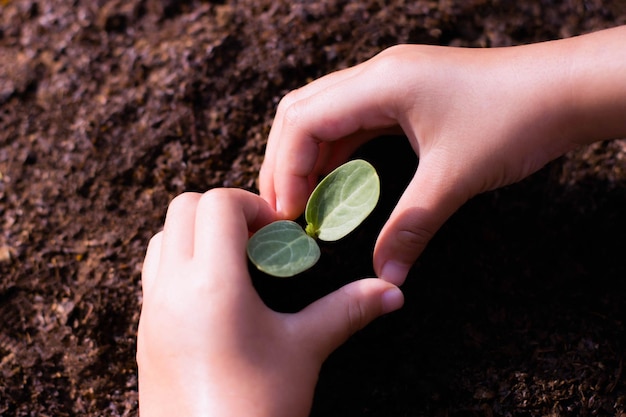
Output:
293 278 404 360
374 157 469 286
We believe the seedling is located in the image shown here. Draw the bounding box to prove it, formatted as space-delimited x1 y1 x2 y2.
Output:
247 159 380 277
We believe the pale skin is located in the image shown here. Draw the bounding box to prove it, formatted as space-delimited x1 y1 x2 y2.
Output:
138 25 626 416
137 189 404 417
260 25 626 286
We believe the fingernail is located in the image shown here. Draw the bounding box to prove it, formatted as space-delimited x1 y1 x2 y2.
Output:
381 287 404 314
380 261 409 286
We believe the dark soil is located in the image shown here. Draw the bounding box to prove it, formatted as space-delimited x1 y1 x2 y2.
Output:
1 1 626 415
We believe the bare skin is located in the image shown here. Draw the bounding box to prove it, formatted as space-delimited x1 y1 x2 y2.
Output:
259 25 626 286
137 26 626 417
137 189 404 417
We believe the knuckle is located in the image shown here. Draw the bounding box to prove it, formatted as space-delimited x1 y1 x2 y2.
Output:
395 224 435 250
276 89 304 120
197 188 236 211
168 192 201 212
277 89 300 110
371 45 412 73
343 289 368 334
281 98 305 130
147 231 163 248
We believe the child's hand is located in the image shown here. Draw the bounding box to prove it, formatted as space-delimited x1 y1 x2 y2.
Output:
260 26 626 285
137 189 404 417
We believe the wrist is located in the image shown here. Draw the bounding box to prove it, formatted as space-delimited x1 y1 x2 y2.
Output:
139 385 263 417
138 366 314 417
560 26 626 146
519 26 626 150
489 26 626 159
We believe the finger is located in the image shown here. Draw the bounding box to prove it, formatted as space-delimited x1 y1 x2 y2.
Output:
373 155 470 285
260 64 365 213
193 188 277 285
261 56 404 219
141 231 163 297
291 278 404 360
160 192 202 262
266 126 398 219
272 76 401 219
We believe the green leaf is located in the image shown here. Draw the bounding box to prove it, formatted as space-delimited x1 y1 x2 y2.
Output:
247 220 321 277
305 159 380 241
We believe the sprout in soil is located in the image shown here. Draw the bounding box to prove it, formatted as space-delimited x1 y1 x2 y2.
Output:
247 159 380 277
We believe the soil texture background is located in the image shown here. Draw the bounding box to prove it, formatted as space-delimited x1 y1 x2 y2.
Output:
1 0 626 415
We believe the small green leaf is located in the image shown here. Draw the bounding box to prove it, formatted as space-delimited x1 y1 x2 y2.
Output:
305 159 380 241
247 220 321 277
